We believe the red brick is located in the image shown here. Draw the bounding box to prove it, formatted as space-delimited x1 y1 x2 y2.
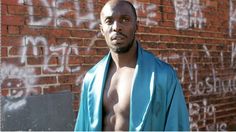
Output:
45 56 61 65
2 15 25 25
20 26 41 36
39 28 56 37
55 0 74 9
67 56 84 64
13 45 44 56
55 38 71 44
1 4 7 15
27 56 44 65
28 87 42 96
24 17 53 28
1 47 8 57
2 25 7 35
77 46 96 55
1 0 19 5
137 34 160 42
36 76 57 85
71 84 81 94
8 25 20 34
1 1 236 130
167 13 175 21
1 89 9 96
73 101 79 111
71 30 97 38
164 6 174 13
7 5 28 15
58 75 77 84
1 57 24 66
160 35 177 42
206 0 218 8
43 84 72 94
47 37 57 45
84 56 102 64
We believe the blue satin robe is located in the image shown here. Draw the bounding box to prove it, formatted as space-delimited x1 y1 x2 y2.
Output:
74 43 190 131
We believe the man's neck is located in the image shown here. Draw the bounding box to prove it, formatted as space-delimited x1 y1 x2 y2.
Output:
110 41 137 69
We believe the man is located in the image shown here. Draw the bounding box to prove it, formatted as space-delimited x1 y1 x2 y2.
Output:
74 0 190 131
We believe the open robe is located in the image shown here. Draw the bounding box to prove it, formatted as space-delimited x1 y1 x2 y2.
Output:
74 43 190 131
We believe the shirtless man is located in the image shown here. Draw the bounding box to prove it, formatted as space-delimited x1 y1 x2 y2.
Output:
74 0 190 131
100 0 138 130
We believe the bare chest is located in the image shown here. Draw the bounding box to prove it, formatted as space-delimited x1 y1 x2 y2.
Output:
102 68 135 131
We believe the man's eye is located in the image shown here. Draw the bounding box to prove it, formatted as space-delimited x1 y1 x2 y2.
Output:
121 18 130 23
105 19 113 24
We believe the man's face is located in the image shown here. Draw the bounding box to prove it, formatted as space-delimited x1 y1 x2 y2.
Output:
100 1 138 53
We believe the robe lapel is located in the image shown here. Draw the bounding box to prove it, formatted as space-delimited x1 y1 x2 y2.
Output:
129 43 155 131
87 42 155 131
88 53 111 130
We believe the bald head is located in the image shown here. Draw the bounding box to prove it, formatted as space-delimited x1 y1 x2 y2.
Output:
100 0 137 21
99 0 138 54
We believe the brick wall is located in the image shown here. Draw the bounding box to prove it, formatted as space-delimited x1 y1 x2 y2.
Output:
1 0 236 131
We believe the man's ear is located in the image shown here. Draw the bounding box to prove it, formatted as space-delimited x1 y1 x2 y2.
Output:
100 23 105 36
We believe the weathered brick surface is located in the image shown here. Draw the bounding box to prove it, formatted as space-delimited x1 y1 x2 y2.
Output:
1 0 236 130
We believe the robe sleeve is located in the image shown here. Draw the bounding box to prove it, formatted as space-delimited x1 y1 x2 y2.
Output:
74 80 89 131
164 69 190 131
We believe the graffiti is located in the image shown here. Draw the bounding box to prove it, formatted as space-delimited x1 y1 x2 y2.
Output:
20 36 49 64
189 99 227 131
20 36 81 73
181 52 194 82
18 0 25 4
87 32 102 51
46 43 81 72
174 0 206 29
159 43 236 130
19 0 159 28
190 46 235 95
26 0 54 26
6 0 234 130
18 0 99 28
220 51 224 68
0 63 36 111
133 1 158 26
231 42 236 67
74 0 99 29
75 74 86 86
160 44 236 96
229 0 236 37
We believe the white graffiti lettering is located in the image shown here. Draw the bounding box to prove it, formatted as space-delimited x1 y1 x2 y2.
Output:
19 0 160 28
229 0 236 37
52 0 73 27
231 42 236 67
20 0 98 29
161 44 236 96
133 1 158 26
20 36 81 73
20 35 49 64
174 0 206 29
27 0 53 26
74 0 99 29
189 99 227 131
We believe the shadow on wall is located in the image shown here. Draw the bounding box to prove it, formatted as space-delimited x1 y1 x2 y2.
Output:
1 91 75 131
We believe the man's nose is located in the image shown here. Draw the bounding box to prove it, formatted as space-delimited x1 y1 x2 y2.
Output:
112 21 122 32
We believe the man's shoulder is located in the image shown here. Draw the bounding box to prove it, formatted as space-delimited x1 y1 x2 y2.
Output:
142 49 174 72
83 54 109 81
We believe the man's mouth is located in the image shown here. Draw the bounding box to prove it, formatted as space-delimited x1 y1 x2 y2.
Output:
112 36 124 40
111 33 127 40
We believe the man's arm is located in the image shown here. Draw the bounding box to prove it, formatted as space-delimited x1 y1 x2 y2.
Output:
74 82 89 131
164 70 190 131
